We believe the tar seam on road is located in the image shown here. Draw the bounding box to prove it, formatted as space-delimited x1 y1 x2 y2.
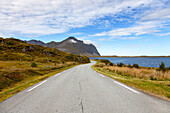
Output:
27 80 47 92
79 82 82 91
80 99 84 113
114 81 140 94
78 82 84 113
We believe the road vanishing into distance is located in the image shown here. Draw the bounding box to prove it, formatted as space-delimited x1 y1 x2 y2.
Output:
0 61 170 113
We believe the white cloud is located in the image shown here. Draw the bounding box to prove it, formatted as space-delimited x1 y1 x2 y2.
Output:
121 37 141 40
155 32 170 36
83 40 101 47
91 21 161 38
141 8 170 21
69 32 83 36
0 0 158 37
90 32 107 36
89 1 170 39
77 37 87 40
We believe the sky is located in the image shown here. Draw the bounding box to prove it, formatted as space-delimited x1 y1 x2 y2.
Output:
0 0 170 56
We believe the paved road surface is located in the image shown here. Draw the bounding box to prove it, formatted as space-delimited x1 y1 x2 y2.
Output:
0 61 170 113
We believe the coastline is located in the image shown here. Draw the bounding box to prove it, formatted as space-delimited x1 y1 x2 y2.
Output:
89 56 170 58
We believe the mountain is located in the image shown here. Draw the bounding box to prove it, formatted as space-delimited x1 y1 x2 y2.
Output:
26 37 100 56
0 38 90 64
26 40 45 46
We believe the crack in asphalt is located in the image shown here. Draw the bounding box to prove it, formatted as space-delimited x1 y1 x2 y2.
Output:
78 82 84 113
79 82 82 91
80 99 84 113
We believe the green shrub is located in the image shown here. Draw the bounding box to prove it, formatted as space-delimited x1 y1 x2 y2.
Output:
31 62 37 67
133 63 139 68
128 64 132 68
168 66 170 70
117 63 124 67
158 62 166 72
100 59 110 65
109 63 114 66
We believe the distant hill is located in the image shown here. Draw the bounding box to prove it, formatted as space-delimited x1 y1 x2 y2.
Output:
0 38 90 64
27 40 45 46
26 37 100 56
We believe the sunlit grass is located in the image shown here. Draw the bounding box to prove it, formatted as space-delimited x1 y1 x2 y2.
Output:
0 62 77 102
92 60 170 101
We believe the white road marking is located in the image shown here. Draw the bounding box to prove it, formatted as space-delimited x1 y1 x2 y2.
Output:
114 81 140 94
99 74 105 77
27 80 47 92
55 73 61 76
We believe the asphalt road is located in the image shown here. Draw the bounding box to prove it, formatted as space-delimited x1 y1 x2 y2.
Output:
0 61 170 113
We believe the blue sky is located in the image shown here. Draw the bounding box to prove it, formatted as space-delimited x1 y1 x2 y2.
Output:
0 0 170 56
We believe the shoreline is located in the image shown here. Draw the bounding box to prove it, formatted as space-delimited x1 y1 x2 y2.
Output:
89 56 170 58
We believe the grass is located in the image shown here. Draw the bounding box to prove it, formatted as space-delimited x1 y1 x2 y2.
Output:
92 59 170 101
0 37 90 102
0 63 77 102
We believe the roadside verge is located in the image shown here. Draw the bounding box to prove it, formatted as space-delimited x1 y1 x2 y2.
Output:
91 62 170 101
0 65 77 102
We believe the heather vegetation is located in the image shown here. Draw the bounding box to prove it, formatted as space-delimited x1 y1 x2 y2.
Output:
92 59 170 100
0 38 90 102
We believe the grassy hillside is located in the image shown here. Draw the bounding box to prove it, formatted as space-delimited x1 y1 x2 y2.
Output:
0 37 90 101
92 59 170 101
0 38 90 63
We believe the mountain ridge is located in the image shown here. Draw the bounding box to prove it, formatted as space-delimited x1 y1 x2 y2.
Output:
26 37 100 56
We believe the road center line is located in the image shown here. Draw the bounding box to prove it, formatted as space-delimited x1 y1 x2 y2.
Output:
27 80 47 92
114 81 140 94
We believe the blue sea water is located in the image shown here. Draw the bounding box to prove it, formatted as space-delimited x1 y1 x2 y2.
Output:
90 57 170 68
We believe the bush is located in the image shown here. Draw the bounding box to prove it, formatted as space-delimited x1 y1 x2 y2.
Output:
100 59 110 65
62 61 65 64
133 63 139 68
117 63 124 67
168 66 170 70
158 62 166 72
128 64 132 68
31 62 37 67
109 63 114 66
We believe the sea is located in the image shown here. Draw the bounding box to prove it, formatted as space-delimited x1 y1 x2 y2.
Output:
90 57 170 68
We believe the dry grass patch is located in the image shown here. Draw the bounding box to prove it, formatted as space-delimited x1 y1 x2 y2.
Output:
92 59 170 101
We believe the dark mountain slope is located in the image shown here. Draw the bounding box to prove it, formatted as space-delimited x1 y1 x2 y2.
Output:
27 37 100 56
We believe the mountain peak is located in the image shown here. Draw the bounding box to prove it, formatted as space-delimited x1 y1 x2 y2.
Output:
68 36 77 40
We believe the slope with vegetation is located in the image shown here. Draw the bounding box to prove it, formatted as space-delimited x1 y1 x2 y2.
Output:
0 37 90 102
92 59 170 101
